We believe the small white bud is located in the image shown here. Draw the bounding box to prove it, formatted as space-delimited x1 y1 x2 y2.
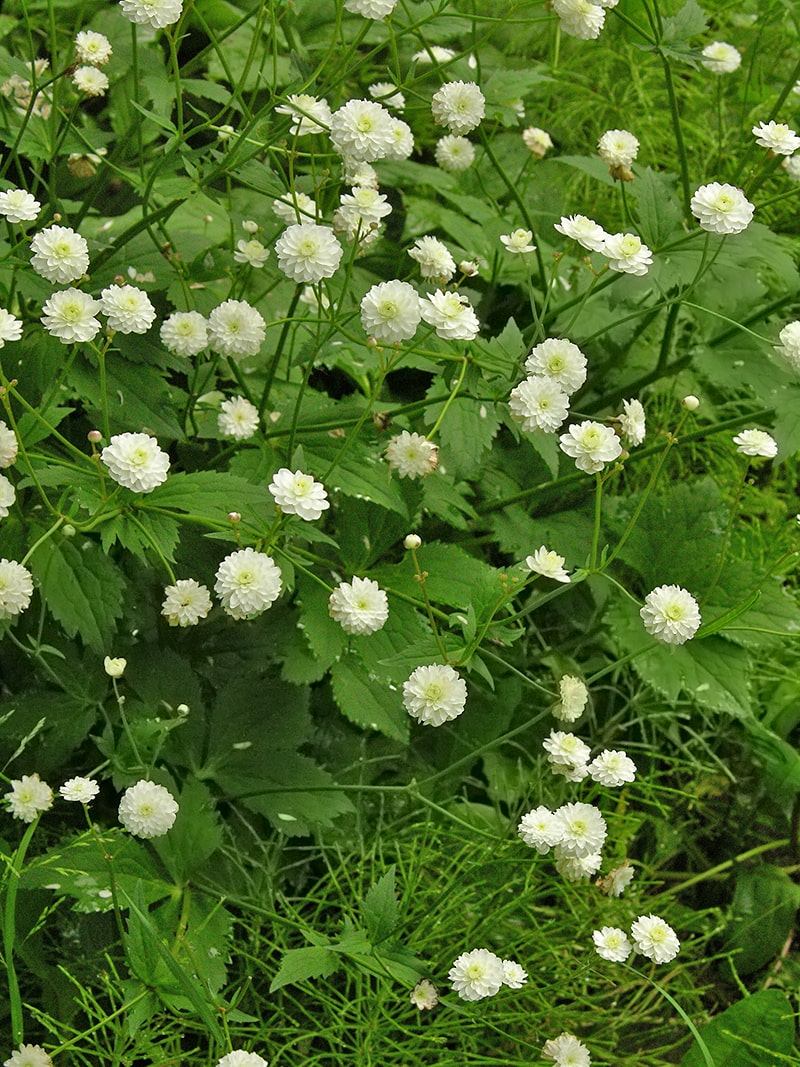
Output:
404 533 422 550
682 395 700 411
104 656 127 678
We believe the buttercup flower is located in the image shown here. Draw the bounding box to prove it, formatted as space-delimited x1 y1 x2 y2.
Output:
0 559 34 619
329 99 395 161
103 656 126 677
0 421 18 467
4 1046 52 1067
118 780 178 838
403 663 467 726
100 284 156 334
385 431 439 478
588 749 637 786
555 214 608 252
0 309 22 347
161 578 213 626
630 914 680 964
344 0 398 20
434 135 475 171
75 30 113 66
0 473 15 518
501 960 527 988
369 82 405 110
233 239 269 268
360 280 421 343
559 420 623 473
640 584 701 644
752 120 800 155
602 232 652 275
526 546 570 583
215 1053 268 1067
276 94 332 136
218 395 260 439
431 81 485 134
593 927 632 962
420 290 479 340
0 188 40 223
690 182 754 235
207 299 266 358
517 805 564 853
101 432 170 493
554 845 603 882
597 128 639 168
215 550 282 619
342 159 378 187
272 190 316 224
500 228 536 254
596 861 636 897
618 398 646 446
542 1031 591 1066
554 675 589 722
733 428 778 458
412 45 455 63
275 223 343 283
522 126 553 157
553 0 606 41
269 468 330 521
60 777 100 803
160 310 208 356
329 576 389 635
525 338 587 394
776 320 800 370
448 947 504 1001
544 730 591 782
41 289 101 343
30 225 89 284
410 978 439 1010
553 801 607 857
509 376 570 433
118 0 184 30
5 774 53 822
385 118 414 160
408 236 456 281
701 41 741 73
72 66 109 96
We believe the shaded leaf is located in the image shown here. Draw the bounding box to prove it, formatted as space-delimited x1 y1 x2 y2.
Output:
681 990 795 1066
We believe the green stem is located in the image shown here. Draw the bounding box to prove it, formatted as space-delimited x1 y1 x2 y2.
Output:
661 56 692 219
589 471 603 570
4 818 40 1043
701 461 748 605
427 357 468 440
409 545 450 664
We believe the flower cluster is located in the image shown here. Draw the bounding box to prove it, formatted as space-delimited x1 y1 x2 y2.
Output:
448 947 527 1001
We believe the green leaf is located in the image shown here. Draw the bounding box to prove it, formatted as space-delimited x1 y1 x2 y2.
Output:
68 355 185 440
681 990 795 1067
426 394 501 478
661 0 708 53
29 538 126 654
154 780 223 885
630 167 684 247
472 317 526 379
269 946 338 992
99 510 180 563
361 865 399 945
553 155 616 187
331 651 410 741
143 471 272 527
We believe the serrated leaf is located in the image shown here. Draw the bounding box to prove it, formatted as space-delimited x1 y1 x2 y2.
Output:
29 538 126 653
143 471 272 527
99 510 180 562
269 946 338 992
681 990 794 1067
154 780 223 885
472 317 526 378
661 0 708 47
362 866 399 944
331 651 410 741
630 167 684 247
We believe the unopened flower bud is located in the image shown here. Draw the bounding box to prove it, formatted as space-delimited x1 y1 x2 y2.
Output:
682 395 700 411
459 259 479 276
228 511 241 523
242 219 258 234
88 429 102 442
217 125 234 141
103 656 127 678
404 533 422 550
62 524 76 537
176 703 190 716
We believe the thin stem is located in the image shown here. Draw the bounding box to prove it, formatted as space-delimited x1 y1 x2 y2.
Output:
426 356 468 441
701 461 748 605
661 56 691 219
4 818 40 1043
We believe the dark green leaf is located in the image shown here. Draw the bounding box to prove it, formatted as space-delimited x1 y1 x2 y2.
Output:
681 990 795 1066
361 865 399 944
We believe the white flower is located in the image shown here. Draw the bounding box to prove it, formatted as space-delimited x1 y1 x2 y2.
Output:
420 289 479 340
500 228 536 254
403 663 467 726
559 420 623 473
72 66 109 96
733 428 778 458
690 182 754 235
597 128 639 167
75 30 113 66
501 959 527 988
4 1046 53 1067
601 231 652 275
777 321 800 370
30 225 89 284
368 82 405 110
522 126 553 157
99 284 156 334
596 861 635 896
161 578 213 626
0 421 18 467
360 280 421 343
385 431 439 478
160 310 208 356
276 93 332 136
101 432 170 493
410 979 439 1010
408 236 456 282
215 1053 268 1067
329 576 389 635
344 0 397 18
336 186 392 230
630 914 680 964
542 1032 591 1067
619 398 646 446
434 135 475 171
782 155 800 182
448 947 504 1001
526 546 570 583
60 777 100 803
640 584 701 644
554 846 603 882
593 927 632 962
207 299 266 358
554 214 608 253
269 468 330 521
752 120 800 156
5 774 53 822
385 118 414 160
554 675 589 723
103 656 127 677
553 801 607 857
118 780 179 838
218 395 260 439
41 289 101 343
0 309 22 348
525 338 587 395
0 558 34 619
517 805 564 853
412 45 455 63
0 188 40 223
275 223 343 283
272 190 316 224
118 0 184 30
1 474 19 519
233 239 269 268
431 81 485 135
342 159 379 187
701 41 741 74
329 99 395 161
552 0 606 40
588 749 637 786
544 730 591 782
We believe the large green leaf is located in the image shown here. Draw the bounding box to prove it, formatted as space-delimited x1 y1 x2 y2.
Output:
331 650 410 741
681 990 795 1067
723 866 800 975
